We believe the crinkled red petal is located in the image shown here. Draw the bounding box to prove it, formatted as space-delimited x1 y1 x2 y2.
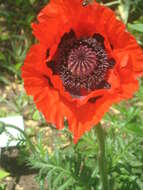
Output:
22 0 143 142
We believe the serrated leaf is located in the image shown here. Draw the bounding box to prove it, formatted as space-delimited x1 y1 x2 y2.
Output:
53 172 65 187
58 177 73 190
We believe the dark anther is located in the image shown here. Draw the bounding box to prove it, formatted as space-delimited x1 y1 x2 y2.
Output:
66 29 75 38
43 75 53 87
93 33 105 48
46 30 116 96
104 81 111 89
96 80 111 89
58 30 76 49
88 95 102 103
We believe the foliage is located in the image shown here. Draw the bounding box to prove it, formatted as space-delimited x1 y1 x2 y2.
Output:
0 0 143 84
0 0 49 84
0 169 9 181
0 0 143 190
27 96 143 190
0 169 10 190
26 81 143 189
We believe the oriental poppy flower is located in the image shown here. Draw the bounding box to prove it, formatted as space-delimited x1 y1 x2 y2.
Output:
22 0 143 143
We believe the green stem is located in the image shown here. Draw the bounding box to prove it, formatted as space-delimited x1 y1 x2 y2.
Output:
104 0 119 7
96 123 109 190
0 121 35 154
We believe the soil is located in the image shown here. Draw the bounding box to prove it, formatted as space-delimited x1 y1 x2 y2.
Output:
0 82 39 189
0 148 38 190
0 81 67 190
0 80 52 190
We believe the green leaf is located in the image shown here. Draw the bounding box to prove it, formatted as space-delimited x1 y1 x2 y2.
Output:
104 0 120 7
118 0 131 24
125 123 143 137
58 177 73 190
0 169 10 180
0 75 10 85
0 122 5 134
0 183 6 190
27 15 35 25
136 179 143 189
29 0 36 5
128 23 143 32
0 53 5 61
32 110 41 121
53 172 65 187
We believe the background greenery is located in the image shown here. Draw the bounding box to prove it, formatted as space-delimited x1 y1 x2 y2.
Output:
0 0 143 190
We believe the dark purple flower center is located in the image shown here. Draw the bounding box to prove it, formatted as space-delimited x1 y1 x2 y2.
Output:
68 44 97 77
47 30 115 96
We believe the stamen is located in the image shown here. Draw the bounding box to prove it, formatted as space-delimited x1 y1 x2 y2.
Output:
46 30 116 96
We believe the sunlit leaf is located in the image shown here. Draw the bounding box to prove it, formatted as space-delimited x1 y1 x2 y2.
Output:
128 23 143 32
0 169 10 181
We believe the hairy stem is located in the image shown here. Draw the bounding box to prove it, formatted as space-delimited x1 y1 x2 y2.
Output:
96 123 109 190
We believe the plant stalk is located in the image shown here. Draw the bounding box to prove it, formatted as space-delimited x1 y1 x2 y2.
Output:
96 123 109 190
0 121 35 154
